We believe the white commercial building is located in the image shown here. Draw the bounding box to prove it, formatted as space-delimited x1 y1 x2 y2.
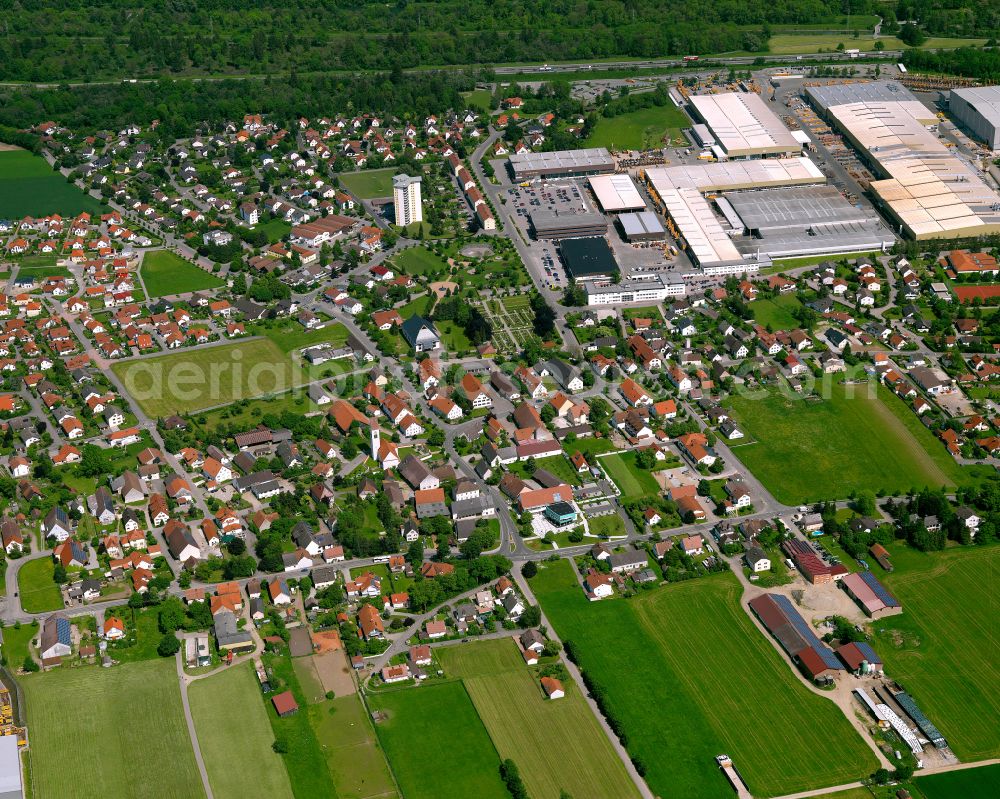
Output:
585 276 686 306
393 174 423 227
589 173 645 212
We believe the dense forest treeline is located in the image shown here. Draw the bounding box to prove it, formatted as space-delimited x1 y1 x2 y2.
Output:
902 47 1000 81
0 0 992 82
0 71 480 136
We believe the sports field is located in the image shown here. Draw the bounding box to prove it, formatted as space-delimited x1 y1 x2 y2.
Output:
140 250 225 297
587 105 690 150
189 663 293 799
0 150 104 217
392 246 448 276
310 694 399 799
874 546 1000 761
750 294 803 331
23 659 204 798
113 338 300 416
368 681 509 799
439 639 640 799
17 558 63 613
726 383 980 504
917 763 1000 798
531 561 876 798
600 452 660 498
340 168 398 199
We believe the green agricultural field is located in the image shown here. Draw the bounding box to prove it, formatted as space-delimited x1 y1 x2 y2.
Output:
725 383 988 504
368 682 508 799
113 338 300 416
917 763 1000 798
140 250 225 297
17 558 63 613
531 561 877 798
874 546 1000 761
766 33 986 54
189 663 293 799
393 246 448 276
439 639 640 799
23 659 204 798
310 693 399 799
750 294 803 331
587 104 690 151
340 168 398 199
0 150 105 217
600 451 660 498
0 622 38 667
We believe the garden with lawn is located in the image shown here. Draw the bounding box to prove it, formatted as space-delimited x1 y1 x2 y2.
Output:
140 250 225 297
17 558 63 613
530 561 877 798
726 383 990 504
749 294 803 331
600 451 661 498
368 681 509 799
23 659 204 799
439 639 640 799
874 545 1000 761
0 150 105 217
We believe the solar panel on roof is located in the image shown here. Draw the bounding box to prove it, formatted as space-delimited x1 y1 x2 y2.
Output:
854 641 881 664
859 570 900 608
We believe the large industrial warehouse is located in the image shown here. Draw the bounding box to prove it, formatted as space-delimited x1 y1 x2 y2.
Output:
509 148 615 180
641 155 889 270
806 81 1000 240
688 92 803 159
724 186 894 258
949 85 1000 150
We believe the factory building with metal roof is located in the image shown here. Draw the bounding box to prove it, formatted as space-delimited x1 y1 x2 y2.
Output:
509 148 615 180
950 85 1000 150
589 173 646 212
688 92 802 158
805 81 1000 240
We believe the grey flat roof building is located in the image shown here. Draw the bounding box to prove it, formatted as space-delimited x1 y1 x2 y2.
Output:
618 211 666 241
950 86 1000 150
529 207 608 240
509 148 614 179
725 185 894 259
805 80 916 114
